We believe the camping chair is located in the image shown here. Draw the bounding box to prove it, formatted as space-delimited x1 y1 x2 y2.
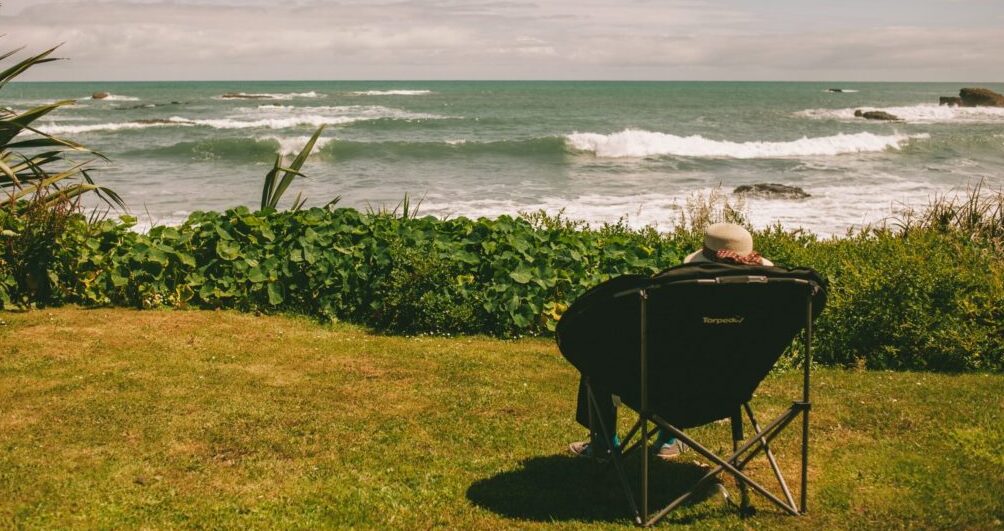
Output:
556 262 827 526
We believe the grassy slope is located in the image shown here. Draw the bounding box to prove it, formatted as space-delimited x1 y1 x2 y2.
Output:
0 308 1001 529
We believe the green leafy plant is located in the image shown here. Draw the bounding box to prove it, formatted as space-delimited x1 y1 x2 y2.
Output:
259 125 336 211
0 45 124 210
0 43 124 306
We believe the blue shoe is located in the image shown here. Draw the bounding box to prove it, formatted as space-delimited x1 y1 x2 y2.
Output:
655 439 687 460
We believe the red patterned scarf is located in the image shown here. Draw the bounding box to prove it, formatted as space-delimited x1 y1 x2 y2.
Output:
702 247 765 266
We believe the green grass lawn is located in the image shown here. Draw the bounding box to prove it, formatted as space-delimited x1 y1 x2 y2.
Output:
1 308 1002 529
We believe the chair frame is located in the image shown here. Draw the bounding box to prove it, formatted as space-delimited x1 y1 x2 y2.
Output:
584 275 817 527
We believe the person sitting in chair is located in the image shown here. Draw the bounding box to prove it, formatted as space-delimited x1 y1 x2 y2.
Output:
569 222 772 460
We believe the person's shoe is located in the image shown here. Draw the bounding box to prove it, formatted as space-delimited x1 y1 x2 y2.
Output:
568 438 618 461
569 440 592 457
655 439 687 461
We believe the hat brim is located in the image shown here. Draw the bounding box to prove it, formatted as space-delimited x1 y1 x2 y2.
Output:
683 249 708 263
683 249 773 266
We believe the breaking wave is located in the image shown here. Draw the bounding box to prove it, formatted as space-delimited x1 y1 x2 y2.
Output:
565 129 927 159
89 94 140 101
40 106 445 134
351 90 433 96
218 89 321 99
796 104 1004 123
260 135 337 155
40 119 195 134
124 138 281 161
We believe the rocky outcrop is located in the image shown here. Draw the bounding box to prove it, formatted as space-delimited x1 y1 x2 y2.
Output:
959 87 1004 107
733 183 810 199
939 96 962 107
854 109 900 121
91 91 110 100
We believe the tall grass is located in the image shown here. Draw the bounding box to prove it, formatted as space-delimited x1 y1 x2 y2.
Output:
892 180 1004 251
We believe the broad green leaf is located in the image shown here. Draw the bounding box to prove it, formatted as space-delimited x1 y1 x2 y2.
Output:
509 269 533 284
267 282 284 305
216 239 240 261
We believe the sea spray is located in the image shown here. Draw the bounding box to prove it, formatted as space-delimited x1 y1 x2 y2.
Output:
565 129 927 158
796 104 1004 124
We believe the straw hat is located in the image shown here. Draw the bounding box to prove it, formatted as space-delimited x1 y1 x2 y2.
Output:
683 223 774 266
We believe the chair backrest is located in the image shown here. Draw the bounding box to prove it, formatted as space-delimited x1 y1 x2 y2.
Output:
557 262 827 428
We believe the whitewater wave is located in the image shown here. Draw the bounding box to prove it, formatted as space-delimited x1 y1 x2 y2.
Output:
41 119 196 134
177 112 442 130
351 90 432 96
419 178 945 238
40 106 445 134
565 129 925 159
260 135 337 155
240 104 435 117
218 91 323 100
796 104 1004 123
89 94 140 101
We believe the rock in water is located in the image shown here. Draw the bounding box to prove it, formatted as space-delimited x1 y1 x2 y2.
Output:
91 91 110 100
939 96 962 107
733 183 810 199
959 88 1004 107
854 109 900 121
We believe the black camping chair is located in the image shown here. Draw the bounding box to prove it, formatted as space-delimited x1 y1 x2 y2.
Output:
557 262 827 527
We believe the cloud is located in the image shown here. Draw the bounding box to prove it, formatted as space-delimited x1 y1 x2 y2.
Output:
1 0 1001 80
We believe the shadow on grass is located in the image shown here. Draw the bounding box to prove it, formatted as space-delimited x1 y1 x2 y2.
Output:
466 454 730 524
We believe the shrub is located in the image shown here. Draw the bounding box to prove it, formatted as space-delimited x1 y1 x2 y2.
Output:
5 199 1001 372
1 43 123 307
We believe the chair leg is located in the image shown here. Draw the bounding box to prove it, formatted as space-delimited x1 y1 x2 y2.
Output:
585 383 642 525
651 412 802 518
731 411 753 516
744 402 797 510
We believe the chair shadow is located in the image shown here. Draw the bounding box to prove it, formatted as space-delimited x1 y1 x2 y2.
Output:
466 453 727 523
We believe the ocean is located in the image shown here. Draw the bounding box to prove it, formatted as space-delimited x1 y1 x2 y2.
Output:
7 81 1004 236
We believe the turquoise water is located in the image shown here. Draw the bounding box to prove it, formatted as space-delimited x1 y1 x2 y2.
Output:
6 81 1004 235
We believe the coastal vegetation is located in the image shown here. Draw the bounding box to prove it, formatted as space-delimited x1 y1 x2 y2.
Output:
1 44 122 305
1 186 1001 372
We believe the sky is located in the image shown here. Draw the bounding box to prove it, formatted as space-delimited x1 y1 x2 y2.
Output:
2 0 1003 81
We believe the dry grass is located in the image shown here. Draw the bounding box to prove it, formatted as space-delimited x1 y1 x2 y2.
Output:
1 308 1001 529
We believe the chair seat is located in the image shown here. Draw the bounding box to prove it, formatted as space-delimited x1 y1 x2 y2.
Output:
557 262 826 428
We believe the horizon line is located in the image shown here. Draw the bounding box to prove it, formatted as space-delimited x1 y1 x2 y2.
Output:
12 79 1004 84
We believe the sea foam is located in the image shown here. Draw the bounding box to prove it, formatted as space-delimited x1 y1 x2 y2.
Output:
565 129 925 158
796 104 1004 123
41 118 195 134
260 135 337 155
217 91 323 100
89 94 140 101
40 106 442 134
351 90 432 96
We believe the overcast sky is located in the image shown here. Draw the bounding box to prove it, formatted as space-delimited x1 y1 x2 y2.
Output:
2 0 1002 81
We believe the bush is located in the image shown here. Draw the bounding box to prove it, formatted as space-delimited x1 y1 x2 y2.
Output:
2 195 1001 372
804 231 1003 372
